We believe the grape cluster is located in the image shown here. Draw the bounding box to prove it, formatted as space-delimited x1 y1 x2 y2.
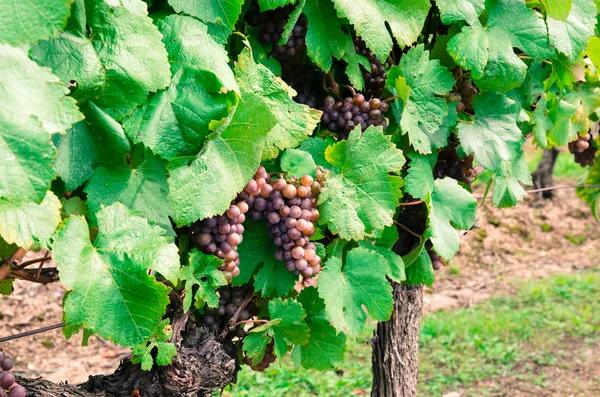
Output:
243 339 276 372
449 79 478 114
284 66 317 108
246 3 307 63
190 201 249 283
434 147 475 186
569 132 597 167
201 286 258 339
239 167 325 286
354 38 387 98
321 94 389 140
0 352 26 397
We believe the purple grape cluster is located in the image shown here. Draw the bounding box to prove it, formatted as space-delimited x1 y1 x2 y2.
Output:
246 3 307 63
354 38 387 99
201 286 258 339
434 147 475 186
243 338 276 371
284 65 317 108
569 132 597 167
239 167 325 286
0 352 26 397
321 94 389 140
190 201 249 283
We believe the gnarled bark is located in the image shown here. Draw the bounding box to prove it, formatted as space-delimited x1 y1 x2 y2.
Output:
18 312 239 397
371 283 423 397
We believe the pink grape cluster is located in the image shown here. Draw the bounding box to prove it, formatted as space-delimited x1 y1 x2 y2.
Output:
238 167 326 286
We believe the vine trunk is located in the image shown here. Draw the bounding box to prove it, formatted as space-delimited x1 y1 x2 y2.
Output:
371 283 423 397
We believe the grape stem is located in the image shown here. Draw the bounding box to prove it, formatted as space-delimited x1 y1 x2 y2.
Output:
0 248 27 282
399 200 424 206
219 287 254 339
323 72 341 98
339 84 356 97
394 221 422 238
382 95 402 103
232 319 270 327
12 254 52 271
0 322 65 343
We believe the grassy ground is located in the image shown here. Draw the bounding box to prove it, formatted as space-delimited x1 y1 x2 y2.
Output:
223 268 600 396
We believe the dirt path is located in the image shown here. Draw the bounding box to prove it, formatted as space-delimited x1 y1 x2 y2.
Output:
0 188 598 385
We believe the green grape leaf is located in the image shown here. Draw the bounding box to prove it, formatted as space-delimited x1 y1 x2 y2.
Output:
294 287 347 370
123 15 238 161
258 0 294 10
54 102 131 191
447 0 551 92
532 95 578 148
30 0 171 120
0 45 82 202
85 149 175 236
458 92 529 206
0 280 13 296
357 239 405 283
168 0 243 30
319 126 405 240
404 246 435 286
60 197 89 219
267 298 310 358
492 151 531 208
299 137 333 169
234 219 297 297
0 191 61 249
436 0 484 24
586 37 600 70
159 15 238 93
543 0 573 21
318 246 393 336
235 48 321 160
180 250 228 312
388 45 454 154
302 0 348 72
405 152 436 200
577 159 600 221
560 84 600 137
243 327 272 364
0 0 72 46
280 149 317 178
330 0 430 60
430 102 458 150
168 93 276 226
131 320 177 370
54 203 177 347
457 92 523 174
548 0 596 62
426 178 477 261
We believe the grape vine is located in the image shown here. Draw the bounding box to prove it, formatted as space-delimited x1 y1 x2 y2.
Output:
0 0 599 395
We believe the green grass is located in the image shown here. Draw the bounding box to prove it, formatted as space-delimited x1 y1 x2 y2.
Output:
223 269 600 397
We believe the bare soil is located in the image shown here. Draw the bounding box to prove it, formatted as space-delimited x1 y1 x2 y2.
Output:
0 187 598 389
